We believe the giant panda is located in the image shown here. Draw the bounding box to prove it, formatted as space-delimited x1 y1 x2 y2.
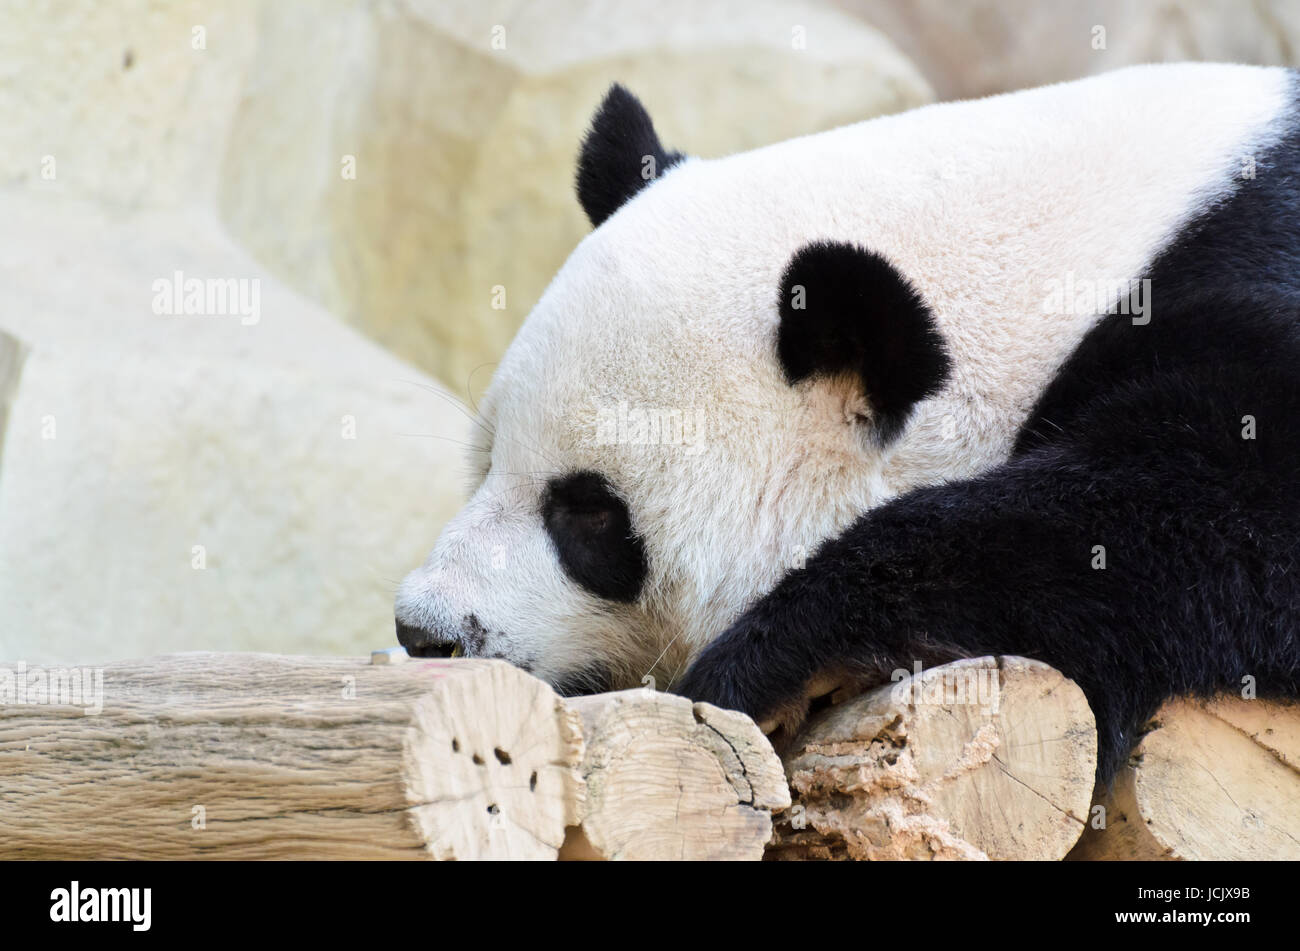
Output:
396 64 1300 782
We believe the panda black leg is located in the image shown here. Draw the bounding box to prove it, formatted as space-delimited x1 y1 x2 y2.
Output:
675 356 1300 782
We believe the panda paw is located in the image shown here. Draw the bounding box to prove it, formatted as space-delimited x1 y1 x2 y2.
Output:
669 616 816 737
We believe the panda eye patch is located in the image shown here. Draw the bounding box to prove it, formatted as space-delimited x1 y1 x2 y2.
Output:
568 507 613 535
542 471 647 603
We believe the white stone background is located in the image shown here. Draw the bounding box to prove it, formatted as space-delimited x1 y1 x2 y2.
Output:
2 0 1297 664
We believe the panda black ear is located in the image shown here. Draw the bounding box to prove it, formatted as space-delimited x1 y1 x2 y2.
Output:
576 84 684 227
777 241 952 444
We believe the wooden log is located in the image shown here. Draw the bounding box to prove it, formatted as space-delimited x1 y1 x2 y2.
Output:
767 656 1097 860
0 653 583 859
560 690 790 860
1067 696 1300 860
0 652 790 861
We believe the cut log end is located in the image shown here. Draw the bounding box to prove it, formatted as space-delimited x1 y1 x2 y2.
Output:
1068 695 1300 861
768 656 1097 861
561 690 789 860
405 660 584 860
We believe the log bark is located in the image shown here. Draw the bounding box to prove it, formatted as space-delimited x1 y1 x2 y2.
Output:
0 652 790 860
767 656 1097 860
0 653 584 859
560 690 790 860
1067 696 1300 860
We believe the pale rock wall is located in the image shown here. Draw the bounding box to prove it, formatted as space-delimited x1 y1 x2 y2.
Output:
215 0 934 391
0 192 470 664
0 1 469 663
836 0 1300 101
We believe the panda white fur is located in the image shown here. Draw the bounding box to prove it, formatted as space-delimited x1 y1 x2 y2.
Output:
396 64 1300 780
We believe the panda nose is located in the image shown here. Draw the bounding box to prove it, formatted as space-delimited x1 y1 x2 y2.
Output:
394 618 462 658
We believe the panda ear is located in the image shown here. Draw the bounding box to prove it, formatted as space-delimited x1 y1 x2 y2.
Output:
576 84 684 227
777 241 952 444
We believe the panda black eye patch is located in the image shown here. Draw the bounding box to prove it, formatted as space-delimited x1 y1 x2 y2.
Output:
542 471 648 602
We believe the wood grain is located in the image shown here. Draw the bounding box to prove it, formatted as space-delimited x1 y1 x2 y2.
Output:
768 656 1097 860
0 653 582 859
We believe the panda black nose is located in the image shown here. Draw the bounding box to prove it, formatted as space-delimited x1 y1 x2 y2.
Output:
395 619 459 658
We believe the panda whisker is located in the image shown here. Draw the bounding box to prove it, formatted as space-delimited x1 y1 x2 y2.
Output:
398 377 566 470
472 478 554 507
398 377 497 439
364 567 405 595
463 362 498 417
490 429 567 471
645 627 691 688
661 658 690 692
397 432 489 452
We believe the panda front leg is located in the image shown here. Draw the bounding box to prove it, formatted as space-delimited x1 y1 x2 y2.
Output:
672 438 1300 781
672 457 1053 737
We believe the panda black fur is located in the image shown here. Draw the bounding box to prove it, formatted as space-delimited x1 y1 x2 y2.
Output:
397 66 1300 784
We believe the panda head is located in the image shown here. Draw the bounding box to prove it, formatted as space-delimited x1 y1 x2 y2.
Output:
395 84 954 694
